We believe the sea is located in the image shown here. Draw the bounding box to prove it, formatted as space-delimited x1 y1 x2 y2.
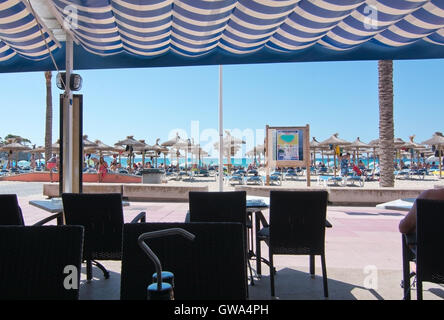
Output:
2 156 387 170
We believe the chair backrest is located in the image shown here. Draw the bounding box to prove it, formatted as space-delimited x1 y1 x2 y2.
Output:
0 194 24 225
62 193 124 260
121 222 247 300
416 199 444 284
269 190 328 255
188 191 247 226
0 225 84 300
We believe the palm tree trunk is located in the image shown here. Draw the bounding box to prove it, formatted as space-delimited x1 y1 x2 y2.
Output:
44 71 53 167
378 60 395 187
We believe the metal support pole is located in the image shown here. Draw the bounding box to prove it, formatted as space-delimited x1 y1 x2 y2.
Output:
62 34 73 193
218 65 224 191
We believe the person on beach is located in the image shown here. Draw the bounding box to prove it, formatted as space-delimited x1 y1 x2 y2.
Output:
399 187 444 235
47 154 57 183
98 156 108 182
340 153 350 176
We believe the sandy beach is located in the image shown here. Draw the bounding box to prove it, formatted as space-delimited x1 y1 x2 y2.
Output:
161 173 444 192
1 174 442 198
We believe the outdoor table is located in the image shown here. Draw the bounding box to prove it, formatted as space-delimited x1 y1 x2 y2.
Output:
29 199 65 225
375 198 415 211
29 198 130 225
246 196 270 277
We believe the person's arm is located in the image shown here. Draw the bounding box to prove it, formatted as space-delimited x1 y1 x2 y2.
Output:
398 189 443 234
399 201 417 234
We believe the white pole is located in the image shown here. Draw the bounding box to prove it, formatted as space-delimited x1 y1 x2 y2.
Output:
219 65 224 191
63 34 73 193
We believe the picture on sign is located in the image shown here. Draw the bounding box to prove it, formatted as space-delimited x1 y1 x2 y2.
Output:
275 129 303 161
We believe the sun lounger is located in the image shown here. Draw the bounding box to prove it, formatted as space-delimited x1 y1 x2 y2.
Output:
228 174 244 185
317 175 345 187
344 175 365 187
246 175 263 185
269 174 281 186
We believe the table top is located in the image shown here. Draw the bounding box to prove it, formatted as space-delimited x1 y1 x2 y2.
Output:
246 196 269 209
29 200 64 213
29 199 130 213
376 198 415 211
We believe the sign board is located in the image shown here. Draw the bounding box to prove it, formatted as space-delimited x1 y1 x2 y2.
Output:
265 125 310 186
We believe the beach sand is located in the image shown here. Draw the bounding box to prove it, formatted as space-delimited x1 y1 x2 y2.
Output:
161 173 444 192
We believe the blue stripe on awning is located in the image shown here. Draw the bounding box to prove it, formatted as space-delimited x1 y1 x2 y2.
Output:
0 0 444 69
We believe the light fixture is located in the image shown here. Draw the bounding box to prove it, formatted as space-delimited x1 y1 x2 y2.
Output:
56 72 82 91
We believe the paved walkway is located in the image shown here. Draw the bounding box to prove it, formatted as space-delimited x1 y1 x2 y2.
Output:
9 183 444 300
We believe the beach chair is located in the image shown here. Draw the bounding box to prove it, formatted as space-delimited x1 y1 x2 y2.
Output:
257 191 329 297
344 173 365 187
284 169 298 181
121 222 248 300
0 194 63 226
269 173 282 185
187 191 253 287
62 193 146 281
246 175 263 185
412 199 444 300
228 174 244 185
0 225 84 300
317 175 345 187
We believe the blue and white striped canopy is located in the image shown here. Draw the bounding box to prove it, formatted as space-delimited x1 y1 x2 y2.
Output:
1 0 444 72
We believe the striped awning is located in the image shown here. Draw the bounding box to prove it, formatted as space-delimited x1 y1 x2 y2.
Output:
1 0 444 72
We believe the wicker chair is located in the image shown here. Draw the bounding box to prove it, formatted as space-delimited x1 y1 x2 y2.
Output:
121 222 247 300
258 190 329 297
0 225 84 300
0 194 63 226
187 191 253 286
62 193 146 281
410 199 444 300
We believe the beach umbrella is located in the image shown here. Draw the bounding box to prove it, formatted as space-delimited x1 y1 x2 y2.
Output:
50 140 61 153
213 131 246 171
151 138 169 168
115 136 145 170
246 143 265 166
27 145 45 168
310 138 320 166
110 145 125 166
403 135 428 167
422 132 444 178
347 137 369 165
162 134 191 170
368 139 380 171
319 133 351 177
83 135 97 148
0 142 31 168
190 144 209 168
133 139 153 167
85 140 115 157
310 137 329 166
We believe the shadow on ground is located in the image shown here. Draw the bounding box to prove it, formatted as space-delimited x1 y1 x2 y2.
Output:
248 267 383 300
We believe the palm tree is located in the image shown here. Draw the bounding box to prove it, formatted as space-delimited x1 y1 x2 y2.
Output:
44 71 53 166
4 134 31 145
378 60 395 187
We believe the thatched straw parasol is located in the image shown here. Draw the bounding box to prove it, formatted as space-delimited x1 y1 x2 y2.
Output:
0 142 31 168
422 132 444 178
319 133 351 177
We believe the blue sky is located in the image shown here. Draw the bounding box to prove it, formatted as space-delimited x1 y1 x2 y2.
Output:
0 58 442 156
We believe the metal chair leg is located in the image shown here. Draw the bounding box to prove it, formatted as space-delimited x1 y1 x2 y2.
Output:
92 260 110 279
310 255 315 279
321 254 328 298
417 278 423 300
86 259 93 281
269 249 275 297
